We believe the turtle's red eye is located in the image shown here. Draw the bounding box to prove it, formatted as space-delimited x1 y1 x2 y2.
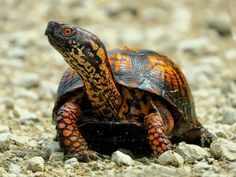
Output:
62 27 73 36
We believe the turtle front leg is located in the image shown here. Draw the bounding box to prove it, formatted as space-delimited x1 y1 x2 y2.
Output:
144 110 174 156
56 102 98 162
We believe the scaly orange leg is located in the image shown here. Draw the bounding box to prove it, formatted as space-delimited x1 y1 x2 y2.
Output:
56 102 98 161
144 110 174 155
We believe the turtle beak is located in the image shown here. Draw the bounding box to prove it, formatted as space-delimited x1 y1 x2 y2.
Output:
45 21 63 36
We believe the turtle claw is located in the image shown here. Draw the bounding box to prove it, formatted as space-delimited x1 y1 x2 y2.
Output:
65 150 102 162
200 128 215 147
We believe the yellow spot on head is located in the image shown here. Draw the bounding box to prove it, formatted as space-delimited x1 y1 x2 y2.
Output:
97 47 106 60
90 40 99 50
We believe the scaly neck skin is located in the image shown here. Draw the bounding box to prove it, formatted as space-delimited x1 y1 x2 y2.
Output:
65 48 122 118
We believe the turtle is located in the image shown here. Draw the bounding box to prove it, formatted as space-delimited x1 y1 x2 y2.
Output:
45 21 214 162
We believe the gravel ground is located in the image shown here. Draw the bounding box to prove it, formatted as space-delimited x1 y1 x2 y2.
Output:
1 0 236 176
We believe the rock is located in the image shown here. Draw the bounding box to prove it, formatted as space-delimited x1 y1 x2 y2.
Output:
214 129 227 138
0 125 10 133
221 107 236 125
43 141 61 154
171 6 191 33
49 152 64 162
230 123 236 135
111 151 133 166
201 56 223 68
210 138 236 161
182 64 214 88
158 150 184 167
27 156 44 172
206 12 231 36
7 47 27 60
141 163 191 177
232 98 236 108
8 163 21 175
225 49 236 61
175 142 209 163
193 161 210 172
11 73 39 88
15 88 39 100
19 110 39 124
9 134 30 145
177 38 210 54
145 27 168 43
136 157 150 164
0 133 10 151
64 157 78 165
120 28 143 45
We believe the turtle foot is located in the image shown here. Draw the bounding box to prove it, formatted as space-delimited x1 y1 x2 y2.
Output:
200 128 215 147
65 150 102 162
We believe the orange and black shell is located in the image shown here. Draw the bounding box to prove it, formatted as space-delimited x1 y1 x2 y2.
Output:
53 47 197 129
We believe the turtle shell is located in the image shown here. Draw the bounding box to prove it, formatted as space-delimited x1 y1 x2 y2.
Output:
54 47 196 120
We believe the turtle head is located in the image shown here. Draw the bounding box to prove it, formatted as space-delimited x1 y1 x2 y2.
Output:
45 21 107 76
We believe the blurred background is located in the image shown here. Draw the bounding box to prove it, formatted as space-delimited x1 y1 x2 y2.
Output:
0 0 236 175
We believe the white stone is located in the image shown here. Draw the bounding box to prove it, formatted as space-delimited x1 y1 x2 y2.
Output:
177 38 210 54
206 12 231 35
11 73 39 88
193 161 210 171
171 6 191 33
210 138 236 161
175 142 209 163
7 47 27 60
158 150 184 167
27 156 44 172
43 141 61 154
0 133 10 149
111 151 133 166
182 65 213 87
8 163 21 175
225 49 236 60
64 157 78 165
0 125 10 133
120 28 143 45
49 152 64 162
9 134 30 145
142 163 191 177
19 110 39 124
221 107 236 125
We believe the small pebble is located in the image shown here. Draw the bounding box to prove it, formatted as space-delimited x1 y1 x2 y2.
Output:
210 138 236 161
9 134 30 145
175 142 209 163
193 161 210 171
0 133 10 150
158 150 184 167
43 141 61 154
221 107 236 125
27 156 44 172
19 111 39 124
225 49 236 61
142 163 191 177
8 163 21 175
206 12 231 36
177 38 210 54
111 150 133 166
64 158 78 165
0 125 10 133
11 73 39 88
49 152 64 162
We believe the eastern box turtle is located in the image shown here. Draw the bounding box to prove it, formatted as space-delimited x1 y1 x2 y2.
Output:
45 21 214 162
